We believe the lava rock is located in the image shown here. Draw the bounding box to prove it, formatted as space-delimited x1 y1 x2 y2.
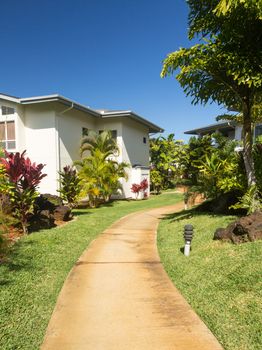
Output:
214 211 262 244
54 205 72 222
29 210 55 231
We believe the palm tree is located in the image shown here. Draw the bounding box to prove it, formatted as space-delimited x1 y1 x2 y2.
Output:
80 130 119 158
76 149 129 206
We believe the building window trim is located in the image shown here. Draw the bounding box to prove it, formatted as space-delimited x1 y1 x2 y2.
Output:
0 120 16 150
0 105 17 151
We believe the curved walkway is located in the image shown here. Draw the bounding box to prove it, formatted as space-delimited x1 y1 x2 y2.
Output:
41 203 223 350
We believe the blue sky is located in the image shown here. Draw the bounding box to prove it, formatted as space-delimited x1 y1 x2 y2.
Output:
0 0 225 140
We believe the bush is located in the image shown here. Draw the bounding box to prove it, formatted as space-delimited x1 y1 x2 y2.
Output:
0 151 46 234
58 166 81 208
131 179 149 199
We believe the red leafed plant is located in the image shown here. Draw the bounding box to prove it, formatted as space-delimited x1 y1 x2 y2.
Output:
131 178 149 199
131 183 141 199
140 178 148 192
0 151 46 234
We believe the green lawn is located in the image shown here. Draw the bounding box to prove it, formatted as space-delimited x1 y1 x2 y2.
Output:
0 193 182 350
157 209 262 350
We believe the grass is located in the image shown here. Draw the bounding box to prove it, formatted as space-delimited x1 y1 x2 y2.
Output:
157 209 262 350
0 192 182 350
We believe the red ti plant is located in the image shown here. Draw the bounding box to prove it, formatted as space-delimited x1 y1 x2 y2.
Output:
131 183 141 199
131 178 149 199
0 151 46 234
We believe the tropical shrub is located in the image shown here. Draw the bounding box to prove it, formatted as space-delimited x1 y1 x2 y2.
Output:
181 135 214 186
0 151 46 234
131 178 149 199
253 139 262 193
130 183 141 199
150 169 162 194
150 134 186 190
230 185 262 215
58 165 81 208
76 130 129 207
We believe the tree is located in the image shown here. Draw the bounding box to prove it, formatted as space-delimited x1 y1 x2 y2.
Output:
76 131 129 207
182 135 213 186
161 0 262 187
80 130 118 158
150 134 186 189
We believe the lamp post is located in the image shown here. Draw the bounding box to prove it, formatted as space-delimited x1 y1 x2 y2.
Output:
184 224 194 256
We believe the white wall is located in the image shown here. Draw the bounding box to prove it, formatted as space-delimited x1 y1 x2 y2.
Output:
24 105 57 194
57 109 97 171
121 119 150 198
94 118 123 161
131 167 150 199
235 125 242 140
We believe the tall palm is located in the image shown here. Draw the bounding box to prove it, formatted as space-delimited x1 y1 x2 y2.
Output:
80 130 119 158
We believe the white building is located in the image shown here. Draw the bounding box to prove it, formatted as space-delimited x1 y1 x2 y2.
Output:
0 93 163 198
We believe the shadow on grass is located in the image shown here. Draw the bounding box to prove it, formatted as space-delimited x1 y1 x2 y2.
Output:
0 241 37 282
162 208 197 222
73 201 116 215
162 206 235 223
72 210 93 217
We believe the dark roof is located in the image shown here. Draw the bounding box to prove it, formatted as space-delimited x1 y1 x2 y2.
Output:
184 121 237 135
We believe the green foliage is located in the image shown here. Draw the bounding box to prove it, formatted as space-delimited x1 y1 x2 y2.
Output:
80 129 118 158
0 151 46 234
0 163 14 209
182 135 213 185
253 140 262 192
150 134 186 189
230 185 262 214
198 153 226 198
150 169 162 194
182 134 246 204
161 0 262 187
58 165 81 208
215 0 262 19
76 130 129 207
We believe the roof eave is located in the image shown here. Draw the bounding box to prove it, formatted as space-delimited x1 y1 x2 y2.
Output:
20 94 100 117
102 111 164 133
184 121 237 135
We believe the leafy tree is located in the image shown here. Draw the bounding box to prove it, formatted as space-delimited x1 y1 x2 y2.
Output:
182 134 247 204
198 153 225 199
182 135 213 185
150 134 186 189
0 151 46 234
161 0 262 187
150 169 162 194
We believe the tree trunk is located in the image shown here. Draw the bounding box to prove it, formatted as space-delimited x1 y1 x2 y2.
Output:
242 98 256 187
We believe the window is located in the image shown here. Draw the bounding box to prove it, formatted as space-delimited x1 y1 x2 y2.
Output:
255 125 262 139
1 106 15 115
0 121 16 150
82 127 89 137
143 137 147 144
99 129 117 140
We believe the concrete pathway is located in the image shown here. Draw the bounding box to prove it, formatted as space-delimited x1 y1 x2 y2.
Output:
41 203 223 350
